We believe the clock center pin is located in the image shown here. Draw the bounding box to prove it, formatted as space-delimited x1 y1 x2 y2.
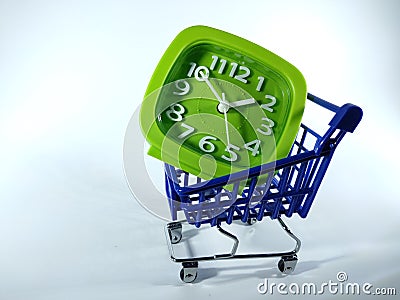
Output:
217 102 229 114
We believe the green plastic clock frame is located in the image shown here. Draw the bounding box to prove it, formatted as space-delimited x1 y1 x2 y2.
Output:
140 25 307 180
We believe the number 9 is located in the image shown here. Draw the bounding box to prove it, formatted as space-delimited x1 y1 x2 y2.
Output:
173 80 190 96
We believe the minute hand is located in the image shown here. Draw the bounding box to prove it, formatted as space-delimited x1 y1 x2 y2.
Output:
202 76 227 104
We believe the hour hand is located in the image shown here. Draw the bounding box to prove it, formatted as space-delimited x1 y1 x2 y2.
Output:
228 98 256 108
218 97 256 113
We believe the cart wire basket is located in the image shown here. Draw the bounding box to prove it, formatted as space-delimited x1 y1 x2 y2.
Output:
164 93 363 283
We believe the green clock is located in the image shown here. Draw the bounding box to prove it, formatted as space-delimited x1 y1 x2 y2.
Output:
140 25 306 180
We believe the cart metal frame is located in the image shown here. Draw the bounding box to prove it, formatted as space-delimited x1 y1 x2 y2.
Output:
164 93 363 282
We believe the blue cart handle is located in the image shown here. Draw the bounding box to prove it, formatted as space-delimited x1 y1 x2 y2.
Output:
307 93 340 112
308 93 363 133
175 94 363 195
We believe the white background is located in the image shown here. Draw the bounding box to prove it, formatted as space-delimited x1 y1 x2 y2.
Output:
1 0 399 299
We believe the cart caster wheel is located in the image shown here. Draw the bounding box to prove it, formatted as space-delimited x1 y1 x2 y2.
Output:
247 218 257 225
278 255 298 275
180 268 197 283
180 262 198 283
167 222 182 244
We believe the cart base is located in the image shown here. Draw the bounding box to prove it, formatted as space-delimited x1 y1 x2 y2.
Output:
165 217 301 283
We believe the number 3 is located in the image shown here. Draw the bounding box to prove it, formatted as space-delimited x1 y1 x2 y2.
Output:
257 117 275 136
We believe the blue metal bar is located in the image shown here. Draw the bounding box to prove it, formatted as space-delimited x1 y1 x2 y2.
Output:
307 93 339 112
165 93 363 227
177 151 318 196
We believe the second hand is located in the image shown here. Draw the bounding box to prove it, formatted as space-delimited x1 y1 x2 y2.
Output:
221 93 231 146
195 66 231 146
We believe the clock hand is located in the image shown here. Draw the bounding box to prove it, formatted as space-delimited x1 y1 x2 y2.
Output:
196 68 228 105
221 92 231 146
228 98 256 108
217 97 255 113
195 67 230 145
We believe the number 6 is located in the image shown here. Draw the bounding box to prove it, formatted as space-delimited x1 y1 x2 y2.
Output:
199 136 217 153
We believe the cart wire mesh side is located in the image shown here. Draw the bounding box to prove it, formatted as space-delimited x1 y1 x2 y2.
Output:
164 93 363 283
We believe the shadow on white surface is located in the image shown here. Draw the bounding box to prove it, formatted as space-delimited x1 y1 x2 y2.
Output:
193 255 344 284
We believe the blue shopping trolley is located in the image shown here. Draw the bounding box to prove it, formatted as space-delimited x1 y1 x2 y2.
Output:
164 93 363 283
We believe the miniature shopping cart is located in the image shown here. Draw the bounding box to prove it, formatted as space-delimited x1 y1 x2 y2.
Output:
164 93 363 283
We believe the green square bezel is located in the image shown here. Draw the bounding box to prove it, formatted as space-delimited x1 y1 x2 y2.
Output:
140 25 307 179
